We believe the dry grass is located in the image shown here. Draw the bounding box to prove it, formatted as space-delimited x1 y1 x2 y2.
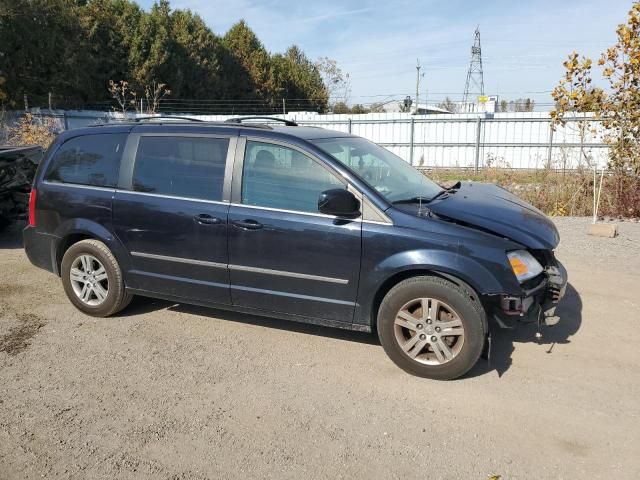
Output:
423 167 640 218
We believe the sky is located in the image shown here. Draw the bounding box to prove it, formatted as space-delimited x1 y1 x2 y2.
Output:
138 0 633 108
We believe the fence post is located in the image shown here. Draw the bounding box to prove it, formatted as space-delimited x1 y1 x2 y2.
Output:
63 112 69 130
348 118 352 134
547 121 554 169
474 116 482 173
409 117 415 165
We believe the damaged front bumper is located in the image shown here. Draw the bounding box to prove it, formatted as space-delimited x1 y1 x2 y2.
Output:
492 260 568 329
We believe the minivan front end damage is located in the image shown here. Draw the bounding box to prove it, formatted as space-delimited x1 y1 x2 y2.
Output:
491 252 567 330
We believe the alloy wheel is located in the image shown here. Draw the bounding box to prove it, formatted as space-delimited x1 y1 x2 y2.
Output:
69 254 109 306
393 297 465 365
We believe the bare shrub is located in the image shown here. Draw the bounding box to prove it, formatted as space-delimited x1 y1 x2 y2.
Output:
7 113 57 148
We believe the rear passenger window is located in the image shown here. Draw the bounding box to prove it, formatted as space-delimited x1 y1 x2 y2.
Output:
132 136 229 201
45 134 125 187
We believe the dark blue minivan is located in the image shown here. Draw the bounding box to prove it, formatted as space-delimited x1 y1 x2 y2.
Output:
23 117 566 379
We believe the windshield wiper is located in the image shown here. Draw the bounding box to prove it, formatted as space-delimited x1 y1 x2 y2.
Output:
392 182 461 205
428 189 450 202
392 196 432 205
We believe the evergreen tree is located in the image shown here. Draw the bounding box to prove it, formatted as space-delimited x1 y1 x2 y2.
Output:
0 0 331 111
221 20 270 101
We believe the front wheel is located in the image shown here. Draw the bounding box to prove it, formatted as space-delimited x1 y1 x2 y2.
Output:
377 276 486 380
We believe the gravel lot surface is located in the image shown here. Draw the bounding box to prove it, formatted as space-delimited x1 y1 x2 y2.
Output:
1 217 639 479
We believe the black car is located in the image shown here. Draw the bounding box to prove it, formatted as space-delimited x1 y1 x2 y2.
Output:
23 117 567 380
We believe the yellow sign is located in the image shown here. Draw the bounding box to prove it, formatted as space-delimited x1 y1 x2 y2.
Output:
478 95 489 103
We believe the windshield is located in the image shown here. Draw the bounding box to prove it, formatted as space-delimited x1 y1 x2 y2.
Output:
312 137 442 203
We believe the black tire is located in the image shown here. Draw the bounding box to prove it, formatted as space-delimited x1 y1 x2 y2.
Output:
377 275 486 380
60 239 133 317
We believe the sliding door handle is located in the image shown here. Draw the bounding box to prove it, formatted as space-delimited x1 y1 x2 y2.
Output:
232 219 263 230
194 214 222 225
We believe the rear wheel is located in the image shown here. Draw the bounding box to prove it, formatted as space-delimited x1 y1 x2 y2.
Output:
60 239 132 317
377 276 486 380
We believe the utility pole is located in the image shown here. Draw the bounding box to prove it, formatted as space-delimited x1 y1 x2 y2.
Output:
463 26 485 112
415 59 421 114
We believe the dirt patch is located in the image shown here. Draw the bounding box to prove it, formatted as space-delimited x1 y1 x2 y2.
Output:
0 283 20 298
0 312 46 355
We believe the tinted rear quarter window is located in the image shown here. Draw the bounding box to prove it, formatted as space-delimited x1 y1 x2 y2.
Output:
132 136 229 201
45 133 126 187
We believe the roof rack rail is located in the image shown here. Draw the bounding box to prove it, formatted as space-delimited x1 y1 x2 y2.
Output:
132 115 204 123
224 116 298 127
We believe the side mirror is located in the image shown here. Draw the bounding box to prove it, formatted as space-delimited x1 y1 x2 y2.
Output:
318 189 361 218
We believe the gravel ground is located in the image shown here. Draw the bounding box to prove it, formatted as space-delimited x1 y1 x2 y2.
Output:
1 217 639 479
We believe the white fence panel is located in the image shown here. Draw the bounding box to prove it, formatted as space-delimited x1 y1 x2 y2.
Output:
3 109 611 170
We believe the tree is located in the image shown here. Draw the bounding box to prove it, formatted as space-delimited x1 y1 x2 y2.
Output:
436 97 457 113
552 2 640 173
497 98 535 112
168 9 224 98
0 75 7 105
399 96 413 113
128 0 172 88
272 45 327 111
0 0 89 106
79 0 143 100
0 0 330 113
315 57 350 106
597 2 640 173
222 20 270 101
332 101 350 114
369 102 386 113
513 98 535 112
350 104 368 114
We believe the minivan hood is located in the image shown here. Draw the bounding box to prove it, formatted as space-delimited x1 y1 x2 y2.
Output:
426 182 559 250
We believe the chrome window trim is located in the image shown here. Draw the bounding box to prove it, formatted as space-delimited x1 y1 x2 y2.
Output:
230 201 348 220
42 181 389 224
130 251 226 269
41 180 116 192
362 219 394 226
115 189 229 206
229 264 348 285
231 201 388 224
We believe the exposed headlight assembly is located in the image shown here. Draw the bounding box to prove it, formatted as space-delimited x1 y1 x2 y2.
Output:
507 250 544 283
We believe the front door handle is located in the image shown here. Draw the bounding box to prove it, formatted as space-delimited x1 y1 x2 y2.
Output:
232 219 263 230
194 214 222 225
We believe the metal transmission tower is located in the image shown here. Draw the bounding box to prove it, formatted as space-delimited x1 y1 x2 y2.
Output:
462 27 485 110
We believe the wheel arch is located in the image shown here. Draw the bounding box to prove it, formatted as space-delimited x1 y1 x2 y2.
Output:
52 219 129 276
369 268 486 330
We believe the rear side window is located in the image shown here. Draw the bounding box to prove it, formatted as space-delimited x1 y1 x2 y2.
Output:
132 136 229 201
45 133 126 187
